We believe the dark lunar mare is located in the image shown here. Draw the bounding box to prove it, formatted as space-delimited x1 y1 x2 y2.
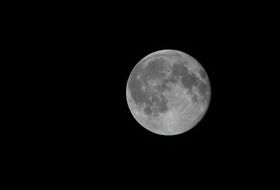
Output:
169 63 199 91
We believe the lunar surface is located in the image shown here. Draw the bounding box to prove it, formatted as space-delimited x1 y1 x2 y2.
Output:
126 49 211 136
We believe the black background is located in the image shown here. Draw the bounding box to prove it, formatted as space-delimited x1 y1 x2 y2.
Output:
41 15 261 173
6 2 276 186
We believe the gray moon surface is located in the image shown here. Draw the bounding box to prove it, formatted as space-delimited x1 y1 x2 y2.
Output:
126 49 211 136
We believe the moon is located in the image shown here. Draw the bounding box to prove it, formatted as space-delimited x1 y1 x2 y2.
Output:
126 49 211 136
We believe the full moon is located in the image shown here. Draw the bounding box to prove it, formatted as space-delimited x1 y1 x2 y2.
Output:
126 49 211 136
